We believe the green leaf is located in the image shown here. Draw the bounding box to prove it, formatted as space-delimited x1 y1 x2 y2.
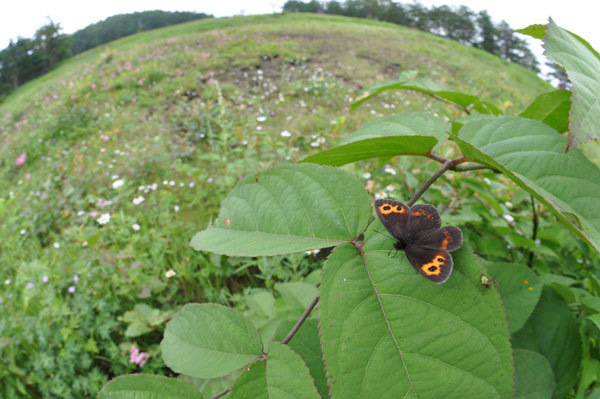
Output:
352 73 501 115
229 362 267 399
190 164 371 256
230 343 320 399
275 282 318 310
519 90 571 133
301 113 449 166
576 357 600 398
454 116 600 254
515 24 547 40
544 19 600 149
98 374 203 399
587 314 600 331
582 296 600 314
179 370 241 399
319 223 513 398
514 349 555 399
124 321 152 338
161 303 263 378
512 286 582 399
485 262 542 333
246 291 276 318
275 319 328 398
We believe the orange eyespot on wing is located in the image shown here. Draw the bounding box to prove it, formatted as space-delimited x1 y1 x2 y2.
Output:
440 228 454 250
411 208 434 220
420 254 447 276
378 203 407 215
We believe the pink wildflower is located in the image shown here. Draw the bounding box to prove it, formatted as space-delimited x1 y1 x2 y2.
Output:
201 52 211 59
129 345 150 367
15 153 26 167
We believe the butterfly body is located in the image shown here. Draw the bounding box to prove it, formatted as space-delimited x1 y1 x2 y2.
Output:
374 199 463 284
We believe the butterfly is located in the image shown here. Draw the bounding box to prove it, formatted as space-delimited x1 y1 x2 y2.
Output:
374 199 463 284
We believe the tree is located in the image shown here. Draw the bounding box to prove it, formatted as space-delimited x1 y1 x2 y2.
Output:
546 61 570 89
475 10 499 55
34 20 72 73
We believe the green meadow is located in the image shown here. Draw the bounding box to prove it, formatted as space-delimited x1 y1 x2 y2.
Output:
0 13 554 398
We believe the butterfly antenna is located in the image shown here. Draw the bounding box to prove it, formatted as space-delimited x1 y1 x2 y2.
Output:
374 229 394 239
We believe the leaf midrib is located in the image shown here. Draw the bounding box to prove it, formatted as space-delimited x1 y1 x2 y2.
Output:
355 244 418 398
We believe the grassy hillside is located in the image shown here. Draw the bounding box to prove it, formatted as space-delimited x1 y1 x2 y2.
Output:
0 12 551 398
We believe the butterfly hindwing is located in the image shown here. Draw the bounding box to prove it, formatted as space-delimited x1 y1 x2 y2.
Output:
414 225 463 252
404 245 453 284
374 199 410 239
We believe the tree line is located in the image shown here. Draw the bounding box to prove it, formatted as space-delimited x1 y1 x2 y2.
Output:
282 0 539 73
0 11 211 101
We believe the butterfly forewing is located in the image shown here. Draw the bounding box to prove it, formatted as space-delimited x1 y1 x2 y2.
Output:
404 246 453 284
374 199 410 240
414 225 463 252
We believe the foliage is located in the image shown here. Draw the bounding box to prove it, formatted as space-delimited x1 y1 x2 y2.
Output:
283 0 539 72
70 11 213 55
100 17 600 399
0 12 589 399
0 12 212 101
0 21 72 100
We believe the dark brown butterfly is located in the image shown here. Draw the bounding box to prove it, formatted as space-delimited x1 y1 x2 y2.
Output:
374 199 463 284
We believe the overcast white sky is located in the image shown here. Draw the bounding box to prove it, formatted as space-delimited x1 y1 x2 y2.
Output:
1 0 597 75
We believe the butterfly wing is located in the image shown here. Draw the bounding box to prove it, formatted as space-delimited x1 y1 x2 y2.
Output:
374 199 410 239
414 225 463 252
404 245 453 284
407 204 441 232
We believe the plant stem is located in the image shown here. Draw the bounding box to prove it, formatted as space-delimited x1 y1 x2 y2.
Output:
281 295 320 344
407 159 453 206
212 387 231 399
426 153 495 172
528 195 538 268
210 295 321 399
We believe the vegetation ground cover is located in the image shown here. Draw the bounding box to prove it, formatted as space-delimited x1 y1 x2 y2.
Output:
0 12 575 399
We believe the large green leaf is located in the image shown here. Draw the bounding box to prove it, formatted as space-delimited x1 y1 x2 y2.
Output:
301 113 449 166
512 286 582 399
161 303 263 378
544 19 600 149
519 90 571 133
230 342 320 399
485 262 542 333
514 349 555 399
454 116 600 254
98 374 203 399
352 73 501 115
276 319 328 399
190 164 371 256
319 222 513 398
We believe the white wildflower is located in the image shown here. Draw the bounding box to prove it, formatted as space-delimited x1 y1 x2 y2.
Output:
132 195 145 205
97 213 111 225
165 269 176 278
503 214 515 223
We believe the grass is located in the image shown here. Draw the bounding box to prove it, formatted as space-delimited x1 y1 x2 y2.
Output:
0 12 553 398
